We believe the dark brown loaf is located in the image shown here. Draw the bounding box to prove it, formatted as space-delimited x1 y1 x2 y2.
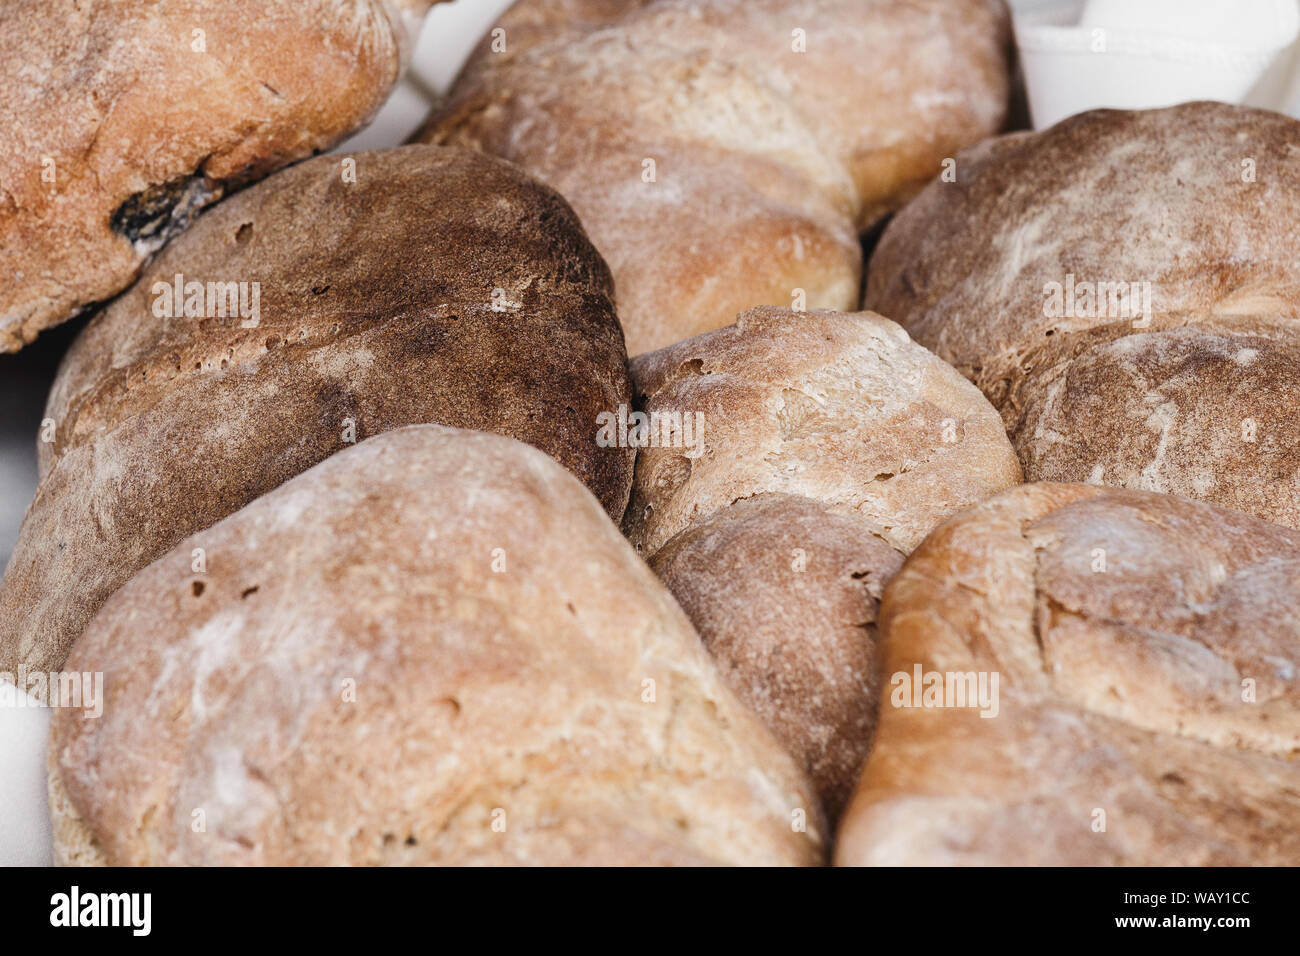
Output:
0 145 633 677
50 425 825 866
837 483 1300 865
650 494 904 820
0 0 440 352
417 0 1013 354
865 102 1300 528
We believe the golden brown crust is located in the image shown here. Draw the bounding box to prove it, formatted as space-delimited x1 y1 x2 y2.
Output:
416 0 1013 354
0 0 441 352
50 426 825 866
837 483 1300 865
0 145 633 677
625 307 1023 558
865 102 1300 528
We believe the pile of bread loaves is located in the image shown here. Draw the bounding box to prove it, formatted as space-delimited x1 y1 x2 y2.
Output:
2 0 1297 866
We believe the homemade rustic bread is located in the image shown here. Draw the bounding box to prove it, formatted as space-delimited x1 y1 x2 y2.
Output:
837 482 1300 866
866 101 1300 529
651 495 904 819
626 307 1021 557
0 145 633 677
49 425 824 866
417 0 1013 353
0 0 440 352
629 307 1021 817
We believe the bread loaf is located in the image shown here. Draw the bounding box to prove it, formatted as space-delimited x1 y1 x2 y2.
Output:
629 307 1021 817
417 0 1013 354
650 495 903 820
0 145 633 678
866 101 1300 528
626 307 1021 558
837 483 1300 865
0 0 439 352
49 425 825 866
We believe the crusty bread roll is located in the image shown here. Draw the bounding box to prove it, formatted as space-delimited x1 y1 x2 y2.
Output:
629 307 1021 817
49 425 824 866
0 0 439 352
417 0 1013 354
837 483 1300 866
627 307 1022 558
651 495 904 820
866 101 1300 529
0 145 633 677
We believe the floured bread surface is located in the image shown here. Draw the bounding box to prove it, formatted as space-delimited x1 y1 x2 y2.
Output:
866 101 1300 528
0 0 440 351
837 483 1300 866
0 145 633 678
651 495 904 820
625 307 1022 557
418 0 1012 353
50 425 824 867
629 307 1019 821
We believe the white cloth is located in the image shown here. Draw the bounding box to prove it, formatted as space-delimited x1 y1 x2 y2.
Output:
0 681 52 866
1012 0 1300 128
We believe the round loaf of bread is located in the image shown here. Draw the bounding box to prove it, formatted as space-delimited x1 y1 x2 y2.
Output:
418 0 1012 353
628 306 1020 819
650 494 903 820
0 0 439 352
866 101 1300 528
0 145 633 677
625 307 1022 557
837 483 1300 866
49 425 824 866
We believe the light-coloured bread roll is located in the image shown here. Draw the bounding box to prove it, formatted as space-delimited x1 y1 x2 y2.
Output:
0 145 633 678
837 483 1300 866
49 425 824 866
626 307 1022 558
629 307 1021 817
417 0 1013 354
0 0 439 352
866 101 1300 528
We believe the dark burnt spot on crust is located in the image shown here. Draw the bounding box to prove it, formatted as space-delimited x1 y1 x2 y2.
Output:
110 177 188 241
110 174 221 247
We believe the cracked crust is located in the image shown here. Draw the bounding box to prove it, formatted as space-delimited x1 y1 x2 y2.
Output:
49 426 825 866
837 482 1300 865
415 0 1013 354
627 307 1020 820
865 102 1300 528
0 145 634 677
0 0 438 351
